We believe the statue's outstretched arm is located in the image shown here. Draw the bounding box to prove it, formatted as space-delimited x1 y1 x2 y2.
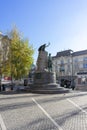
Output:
46 42 50 47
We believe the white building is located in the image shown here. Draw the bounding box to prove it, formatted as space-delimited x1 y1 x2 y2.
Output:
52 49 87 89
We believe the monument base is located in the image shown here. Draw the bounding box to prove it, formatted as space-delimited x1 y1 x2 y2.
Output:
34 71 56 84
29 72 70 94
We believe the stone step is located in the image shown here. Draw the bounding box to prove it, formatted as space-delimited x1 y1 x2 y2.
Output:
25 87 70 94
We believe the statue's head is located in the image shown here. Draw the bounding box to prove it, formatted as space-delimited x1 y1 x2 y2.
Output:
43 44 46 47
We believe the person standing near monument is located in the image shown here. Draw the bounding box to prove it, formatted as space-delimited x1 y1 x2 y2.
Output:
48 53 52 72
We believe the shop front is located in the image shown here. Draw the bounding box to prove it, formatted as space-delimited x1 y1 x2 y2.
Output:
76 72 87 90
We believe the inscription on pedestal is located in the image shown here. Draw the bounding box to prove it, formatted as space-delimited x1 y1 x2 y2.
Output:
34 72 56 84
35 73 41 79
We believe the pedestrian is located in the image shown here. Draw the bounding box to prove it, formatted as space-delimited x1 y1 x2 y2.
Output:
2 84 5 91
71 80 75 90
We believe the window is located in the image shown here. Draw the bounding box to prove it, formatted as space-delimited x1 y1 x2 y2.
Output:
83 64 87 68
67 59 70 63
83 57 87 68
60 60 64 65
83 57 87 61
60 66 65 72
74 58 78 63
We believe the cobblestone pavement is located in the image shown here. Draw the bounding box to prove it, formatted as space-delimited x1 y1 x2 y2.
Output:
0 91 87 130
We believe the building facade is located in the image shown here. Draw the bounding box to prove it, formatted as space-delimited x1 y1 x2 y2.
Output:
52 49 87 89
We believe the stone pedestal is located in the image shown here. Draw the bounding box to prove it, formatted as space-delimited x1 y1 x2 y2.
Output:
31 71 58 89
34 71 56 85
29 71 70 94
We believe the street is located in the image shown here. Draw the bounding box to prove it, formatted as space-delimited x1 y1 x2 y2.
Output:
0 91 87 130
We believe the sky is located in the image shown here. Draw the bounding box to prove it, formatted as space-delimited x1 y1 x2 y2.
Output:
0 0 87 63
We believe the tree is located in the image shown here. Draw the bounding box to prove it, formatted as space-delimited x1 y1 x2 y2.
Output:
8 27 34 79
0 35 11 79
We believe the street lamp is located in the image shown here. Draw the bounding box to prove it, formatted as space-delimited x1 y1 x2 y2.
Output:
71 50 75 89
72 53 73 80
69 50 74 81
0 32 4 91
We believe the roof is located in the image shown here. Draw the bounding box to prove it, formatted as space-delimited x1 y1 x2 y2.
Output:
72 50 87 56
52 49 87 59
56 49 73 57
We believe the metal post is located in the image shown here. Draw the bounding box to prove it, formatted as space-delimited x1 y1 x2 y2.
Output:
0 68 2 91
0 33 3 91
72 55 73 81
9 39 13 90
71 53 75 89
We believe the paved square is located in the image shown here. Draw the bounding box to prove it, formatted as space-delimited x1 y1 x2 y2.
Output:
0 92 87 130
